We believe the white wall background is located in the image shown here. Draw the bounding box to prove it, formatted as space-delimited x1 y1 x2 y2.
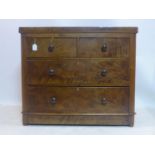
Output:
0 19 155 108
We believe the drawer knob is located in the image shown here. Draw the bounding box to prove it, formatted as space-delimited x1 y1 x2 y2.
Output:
49 97 56 105
48 69 55 76
101 44 107 52
101 69 107 76
48 44 55 52
101 97 107 105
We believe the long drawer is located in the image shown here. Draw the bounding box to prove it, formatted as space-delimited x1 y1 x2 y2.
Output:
24 87 129 114
26 59 129 86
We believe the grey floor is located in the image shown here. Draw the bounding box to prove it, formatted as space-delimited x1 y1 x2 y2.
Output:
0 97 155 135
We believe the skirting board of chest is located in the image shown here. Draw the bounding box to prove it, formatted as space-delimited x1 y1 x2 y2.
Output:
19 27 138 126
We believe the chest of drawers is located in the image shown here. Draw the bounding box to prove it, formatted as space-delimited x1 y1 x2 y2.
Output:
19 27 137 126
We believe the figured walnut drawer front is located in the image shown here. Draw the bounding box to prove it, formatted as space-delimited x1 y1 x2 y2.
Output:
26 59 129 86
78 38 129 58
25 87 129 114
24 37 76 58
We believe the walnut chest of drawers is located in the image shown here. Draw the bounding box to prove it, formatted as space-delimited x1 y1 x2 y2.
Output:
19 27 138 126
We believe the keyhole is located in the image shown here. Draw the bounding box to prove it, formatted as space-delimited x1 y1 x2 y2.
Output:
32 40 38 52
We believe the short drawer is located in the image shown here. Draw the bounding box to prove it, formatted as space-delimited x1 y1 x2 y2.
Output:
23 37 76 58
78 37 129 58
24 87 129 114
26 59 129 86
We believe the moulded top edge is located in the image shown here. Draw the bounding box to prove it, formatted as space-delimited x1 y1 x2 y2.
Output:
19 27 138 34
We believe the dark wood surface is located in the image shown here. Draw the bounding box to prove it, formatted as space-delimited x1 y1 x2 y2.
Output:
24 37 76 58
24 87 129 114
23 114 129 125
26 59 129 86
78 38 129 58
19 27 138 34
20 27 137 126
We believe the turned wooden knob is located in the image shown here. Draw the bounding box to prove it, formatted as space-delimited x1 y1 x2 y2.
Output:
48 69 55 76
49 97 56 105
101 43 107 52
101 97 107 105
101 69 107 76
48 44 55 52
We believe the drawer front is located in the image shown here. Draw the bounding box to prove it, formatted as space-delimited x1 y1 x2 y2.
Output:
24 37 76 58
25 87 129 114
26 59 129 86
78 38 129 58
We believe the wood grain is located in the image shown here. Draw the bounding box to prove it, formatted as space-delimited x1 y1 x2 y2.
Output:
19 27 137 126
78 37 129 58
23 114 130 125
19 27 138 34
23 87 129 114
24 37 76 58
26 59 129 86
